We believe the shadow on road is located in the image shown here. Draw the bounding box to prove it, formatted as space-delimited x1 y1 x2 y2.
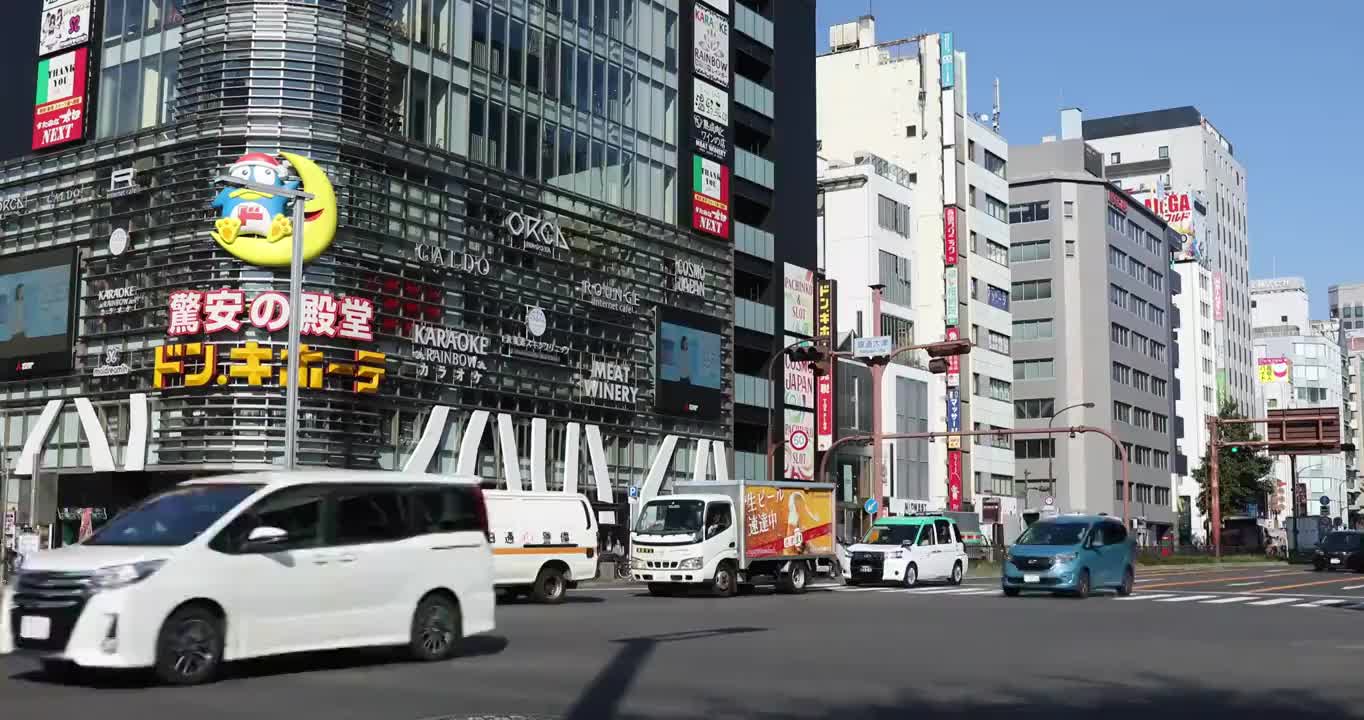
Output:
563 627 766 720
10 634 510 689
497 594 607 606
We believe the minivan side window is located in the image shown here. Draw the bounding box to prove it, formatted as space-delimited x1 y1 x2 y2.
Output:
408 485 483 534
1106 521 1128 544
212 487 325 553
333 488 409 545
1089 524 1107 548
917 524 935 546
935 519 952 544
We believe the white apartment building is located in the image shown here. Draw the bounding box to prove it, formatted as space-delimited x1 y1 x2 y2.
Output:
1251 278 1348 532
816 17 1014 522
1084 108 1254 419
817 154 945 515
1172 258 1217 543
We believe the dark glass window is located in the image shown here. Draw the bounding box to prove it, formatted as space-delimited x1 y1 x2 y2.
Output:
334 489 409 545
409 486 484 534
527 29 542 92
488 102 504 167
577 49 591 109
544 36 559 99
509 20 525 85
506 109 522 174
472 3 488 69
491 11 507 76
523 116 540 179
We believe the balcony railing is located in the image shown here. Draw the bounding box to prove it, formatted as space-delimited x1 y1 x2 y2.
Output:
735 298 775 334
735 222 774 260
735 75 774 117
734 3 774 47
734 374 772 408
736 148 774 189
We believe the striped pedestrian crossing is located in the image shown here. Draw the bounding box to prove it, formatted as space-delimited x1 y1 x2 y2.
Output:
814 583 1364 612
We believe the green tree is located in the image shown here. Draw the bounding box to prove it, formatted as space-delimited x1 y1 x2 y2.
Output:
1193 398 1274 531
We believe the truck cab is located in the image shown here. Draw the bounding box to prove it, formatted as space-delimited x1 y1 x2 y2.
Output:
631 494 737 595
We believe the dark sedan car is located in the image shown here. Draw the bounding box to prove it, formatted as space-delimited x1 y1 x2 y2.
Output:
1314 531 1364 572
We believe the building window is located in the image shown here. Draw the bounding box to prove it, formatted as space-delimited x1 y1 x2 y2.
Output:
1153 414 1169 433
905 124 917 137
1108 245 1128 272
877 194 911 237
985 194 1009 223
1011 279 1051 302
1014 358 1055 381
987 330 1011 355
1063 201 1074 218
1110 152 1121 164
1158 145 1169 159
1113 401 1132 424
983 150 1007 178
881 313 915 358
1010 239 1051 263
878 251 913 307
1013 318 1054 341
1297 386 1328 403
1110 323 1130 347
988 378 1013 402
1008 201 1050 224
1015 398 1056 420
1110 284 1129 311
986 240 1009 266
1112 362 1130 385
987 285 1010 311
1132 371 1149 393
1152 377 1167 398
1107 206 1125 231
1015 439 1055 459
1132 407 1151 429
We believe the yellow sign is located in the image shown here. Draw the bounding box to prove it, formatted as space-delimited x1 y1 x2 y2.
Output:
153 342 385 393
210 152 338 267
1257 357 1291 384
742 485 835 559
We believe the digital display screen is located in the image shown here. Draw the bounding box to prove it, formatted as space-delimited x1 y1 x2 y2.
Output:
656 306 723 418
0 247 76 380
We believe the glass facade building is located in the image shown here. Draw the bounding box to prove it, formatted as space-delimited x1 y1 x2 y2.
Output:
0 0 815 545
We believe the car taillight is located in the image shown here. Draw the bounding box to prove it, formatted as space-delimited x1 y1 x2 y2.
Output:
470 486 490 537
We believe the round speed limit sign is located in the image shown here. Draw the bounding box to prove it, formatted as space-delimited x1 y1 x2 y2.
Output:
789 428 810 452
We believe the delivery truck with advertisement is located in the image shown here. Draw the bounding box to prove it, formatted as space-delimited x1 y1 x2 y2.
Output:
629 479 837 597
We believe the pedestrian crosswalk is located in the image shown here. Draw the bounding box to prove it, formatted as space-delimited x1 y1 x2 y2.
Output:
813 583 1364 611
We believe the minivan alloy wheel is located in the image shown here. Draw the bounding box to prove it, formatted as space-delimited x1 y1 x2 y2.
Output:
419 603 455 656
169 618 217 677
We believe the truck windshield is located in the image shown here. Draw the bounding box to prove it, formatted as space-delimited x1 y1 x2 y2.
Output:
85 484 262 547
1016 522 1087 546
863 525 920 545
636 499 704 535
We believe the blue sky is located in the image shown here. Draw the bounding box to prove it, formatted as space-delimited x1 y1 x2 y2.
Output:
815 1 1363 317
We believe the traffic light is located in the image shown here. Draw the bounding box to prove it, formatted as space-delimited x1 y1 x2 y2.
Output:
928 358 948 374
786 342 822 363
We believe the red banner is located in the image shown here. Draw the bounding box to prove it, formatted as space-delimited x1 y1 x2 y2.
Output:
945 326 960 378
947 450 963 511
943 207 958 265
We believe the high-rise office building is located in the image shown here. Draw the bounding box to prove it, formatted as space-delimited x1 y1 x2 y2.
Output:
0 0 817 544
815 18 1014 517
1008 122 1182 543
1083 107 1253 417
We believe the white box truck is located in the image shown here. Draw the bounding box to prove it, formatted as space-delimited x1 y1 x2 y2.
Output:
630 480 837 596
485 491 599 604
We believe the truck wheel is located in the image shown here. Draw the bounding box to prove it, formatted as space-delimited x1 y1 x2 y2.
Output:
531 566 567 604
779 561 809 594
647 582 675 597
711 562 737 597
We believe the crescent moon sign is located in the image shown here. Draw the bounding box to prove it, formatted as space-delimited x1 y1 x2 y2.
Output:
212 152 339 267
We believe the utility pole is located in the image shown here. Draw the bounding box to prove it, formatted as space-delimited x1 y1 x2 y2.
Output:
869 285 886 517
1209 417 1222 559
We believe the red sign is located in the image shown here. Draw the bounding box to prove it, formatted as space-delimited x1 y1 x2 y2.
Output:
947 450 963 511
1107 189 1129 214
945 326 960 378
32 47 88 151
943 207 958 265
691 156 730 239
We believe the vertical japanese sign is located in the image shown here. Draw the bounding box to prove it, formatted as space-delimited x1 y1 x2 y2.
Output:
692 79 730 161
815 278 838 451
32 47 87 150
947 450 963 511
946 387 962 451
944 206 958 265
943 266 959 327
939 32 955 89
944 327 961 387
784 409 815 481
1212 271 1225 322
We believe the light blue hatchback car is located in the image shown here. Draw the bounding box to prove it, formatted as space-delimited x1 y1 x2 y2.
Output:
1002 515 1135 598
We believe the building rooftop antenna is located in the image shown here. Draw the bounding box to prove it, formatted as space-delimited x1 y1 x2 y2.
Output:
992 77 1001 133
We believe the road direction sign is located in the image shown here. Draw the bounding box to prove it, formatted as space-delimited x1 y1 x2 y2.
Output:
852 335 893 359
863 497 879 515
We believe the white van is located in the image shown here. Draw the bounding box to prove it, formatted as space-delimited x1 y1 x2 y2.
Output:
0 471 496 685
485 490 598 603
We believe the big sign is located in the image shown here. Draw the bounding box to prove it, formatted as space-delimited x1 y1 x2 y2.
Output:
32 47 87 150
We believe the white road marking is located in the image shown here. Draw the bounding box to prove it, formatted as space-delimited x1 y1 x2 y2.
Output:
906 587 981 595
828 586 890 593
1226 581 1264 587
1117 594 1173 601
1156 594 1217 603
1295 599 1348 608
1341 585 1364 591
1201 596 1257 604
1248 597 1302 606
948 589 1001 596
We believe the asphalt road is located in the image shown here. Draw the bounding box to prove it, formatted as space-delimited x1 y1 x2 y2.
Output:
3 565 1363 720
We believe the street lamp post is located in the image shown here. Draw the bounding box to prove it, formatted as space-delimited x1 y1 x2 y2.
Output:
1046 401 1095 505
215 173 312 470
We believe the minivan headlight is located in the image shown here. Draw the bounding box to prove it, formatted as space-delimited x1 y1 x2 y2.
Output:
91 560 166 590
678 557 704 570
1053 552 1078 564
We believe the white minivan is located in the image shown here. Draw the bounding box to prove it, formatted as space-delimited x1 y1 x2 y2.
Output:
0 471 496 685
485 490 598 603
